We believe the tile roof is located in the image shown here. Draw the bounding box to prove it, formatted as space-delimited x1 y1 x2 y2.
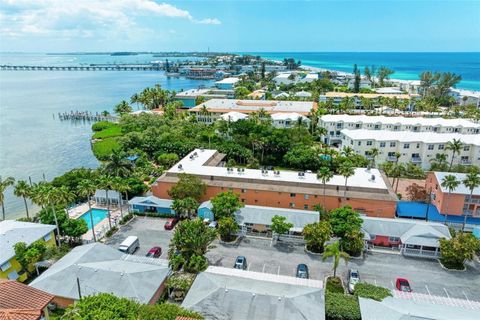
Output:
0 280 53 320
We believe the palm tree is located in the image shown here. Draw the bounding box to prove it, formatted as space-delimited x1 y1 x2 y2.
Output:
445 139 463 171
429 153 448 171
317 167 334 211
462 172 480 230
54 186 75 216
112 178 129 220
441 175 460 223
341 146 355 158
13 180 31 219
0 176 15 220
338 161 355 197
77 179 97 242
391 152 401 188
39 184 62 246
103 150 133 178
113 100 132 115
98 176 113 229
367 147 379 168
322 241 349 278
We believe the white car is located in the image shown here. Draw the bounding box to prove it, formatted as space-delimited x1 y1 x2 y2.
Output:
348 269 360 293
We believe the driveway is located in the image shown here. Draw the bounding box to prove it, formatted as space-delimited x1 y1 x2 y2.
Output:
205 236 480 301
105 216 174 258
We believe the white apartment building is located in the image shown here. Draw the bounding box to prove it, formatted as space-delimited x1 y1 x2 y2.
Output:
273 72 318 85
340 129 480 169
319 92 415 108
320 114 480 144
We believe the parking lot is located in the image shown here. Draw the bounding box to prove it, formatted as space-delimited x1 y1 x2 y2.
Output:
206 237 480 301
105 216 174 258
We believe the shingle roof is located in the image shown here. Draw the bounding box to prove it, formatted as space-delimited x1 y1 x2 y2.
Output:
0 221 56 265
29 243 170 303
182 266 324 320
0 280 53 320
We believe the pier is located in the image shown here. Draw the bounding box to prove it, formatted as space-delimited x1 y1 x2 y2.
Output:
1 64 163 71
57 111 116 122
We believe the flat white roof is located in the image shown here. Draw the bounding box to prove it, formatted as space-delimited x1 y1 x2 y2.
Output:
215 77 240 84
219 111 249 122
271 112 308 121
169 149 389 190
192 99 315 114
321 114 480 128
433 172 480 196
175 88 211 98
341 129 480 146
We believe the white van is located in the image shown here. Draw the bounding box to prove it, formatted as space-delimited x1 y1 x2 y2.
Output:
118 236 139 254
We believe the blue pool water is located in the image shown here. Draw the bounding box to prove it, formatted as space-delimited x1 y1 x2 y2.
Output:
79 209 109 230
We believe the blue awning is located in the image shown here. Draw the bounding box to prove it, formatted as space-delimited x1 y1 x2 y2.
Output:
397 201 480 225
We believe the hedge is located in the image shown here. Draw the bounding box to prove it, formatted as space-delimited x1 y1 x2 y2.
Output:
326 277 344 294
92 121 114 132
325 292 361 320
92 124 123 139
354 282 392 301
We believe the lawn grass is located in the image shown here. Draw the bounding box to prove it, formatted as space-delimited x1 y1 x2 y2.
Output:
92 123 122 139
92 137 120 160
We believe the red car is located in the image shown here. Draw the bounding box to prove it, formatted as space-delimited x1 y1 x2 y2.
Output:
395 278 412 292
146 246 162 258
164 218 179 230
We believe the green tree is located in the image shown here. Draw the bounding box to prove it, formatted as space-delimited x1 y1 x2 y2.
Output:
210 191 244 220
439 232 480 270
322 241 349 278
77 179 97 242
157 153 180 168
103 150 134 178
340 229 364 257
0 176 15 220
168 173 206 202
14 240 47 275
303 221 331 253
234 86 251 99
14 180 31 219
62 218 88 241
330 206 363 238
441 174 460 223
270 215 293 238
317 167 334 210
445 139 463 171
169 218 217 273
462 172 480 230
218 216 239 242
367 147 379 168
114 100 133 115
376 66 395 87
429 153 448 171
338 161 355 197
172 197 199 219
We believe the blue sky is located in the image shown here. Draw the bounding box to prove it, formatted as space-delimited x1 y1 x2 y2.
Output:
1 0 479 52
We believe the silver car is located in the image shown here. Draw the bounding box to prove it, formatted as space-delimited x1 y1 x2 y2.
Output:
348 269 360 293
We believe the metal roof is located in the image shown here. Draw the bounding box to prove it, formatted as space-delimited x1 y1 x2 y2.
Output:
0 221 56 265
182 266 324 320
30 243 170 303
94 189 121 199
128 196 174 208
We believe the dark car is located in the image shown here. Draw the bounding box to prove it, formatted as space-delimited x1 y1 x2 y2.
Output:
395 278 412 292
146 246 162 258
234 256 247 270
296 264 309 279
164 218 179 230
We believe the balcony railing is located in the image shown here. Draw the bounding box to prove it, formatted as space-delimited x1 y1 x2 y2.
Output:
401 247 440 259
460 159 472 165
411 157 422 163
387 156 397 162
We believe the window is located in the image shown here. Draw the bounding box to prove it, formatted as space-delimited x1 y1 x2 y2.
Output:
241 199 246 203
367 141 373 146
374 125 380 130
355 124 361 129
393 126 399 131
254 199 258 203
43 233 52 241
304 204 309 209
289 202 295 208
464 146 470 151
428 144 434 150
7 270 19 280
0 261 11 272
403 143 410 149
390 142 396 147
304 194 309 200
290 193 296 197
416 143 420 148
438 144 444 150
358 141 361 146
380 142 386 148
241 189 247 193
389 237 400 242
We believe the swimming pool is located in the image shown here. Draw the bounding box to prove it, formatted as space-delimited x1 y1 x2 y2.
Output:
79 209 109 230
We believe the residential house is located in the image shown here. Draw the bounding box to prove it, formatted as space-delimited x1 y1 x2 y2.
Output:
175 88 234 108
215 77 240 90
128 196 175 215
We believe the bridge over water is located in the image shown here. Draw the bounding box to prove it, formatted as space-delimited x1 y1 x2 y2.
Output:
0 64 164 71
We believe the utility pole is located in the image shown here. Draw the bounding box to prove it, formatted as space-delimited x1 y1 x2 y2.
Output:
425 188 432 222
77 277 82 300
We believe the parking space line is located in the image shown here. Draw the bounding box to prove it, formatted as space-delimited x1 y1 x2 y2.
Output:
262 264 266 273
374 279 377 286
277 266 280 275
425 285 431 296
247 263 252 271
390 280 394 289
463 291 473 308
443 288 451 299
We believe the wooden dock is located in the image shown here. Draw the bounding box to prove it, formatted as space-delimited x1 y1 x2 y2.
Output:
57 111 116 122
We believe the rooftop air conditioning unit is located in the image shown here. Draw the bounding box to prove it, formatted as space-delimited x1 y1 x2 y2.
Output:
371 174 376 181
178 164 183 170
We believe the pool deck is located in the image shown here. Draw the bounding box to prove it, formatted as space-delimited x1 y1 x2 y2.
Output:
69 201 128 242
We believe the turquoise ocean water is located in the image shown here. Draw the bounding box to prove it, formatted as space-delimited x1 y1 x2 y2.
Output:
1 52 478 218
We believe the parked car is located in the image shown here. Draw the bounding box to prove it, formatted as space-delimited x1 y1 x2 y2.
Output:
395 278 412 292
234 256 247 270
118 236 139 254
164 218 179 230
208 221 218 229
146 246 162 258
348 269 360 293
296 264 309 279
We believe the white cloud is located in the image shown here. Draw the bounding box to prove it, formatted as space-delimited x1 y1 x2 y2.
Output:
0 0 221 40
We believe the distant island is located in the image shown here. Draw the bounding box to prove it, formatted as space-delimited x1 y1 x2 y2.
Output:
110 52 139 56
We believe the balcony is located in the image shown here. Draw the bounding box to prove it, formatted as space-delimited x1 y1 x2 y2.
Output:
460 159 472 165
387 156 397 162
411 157 422 163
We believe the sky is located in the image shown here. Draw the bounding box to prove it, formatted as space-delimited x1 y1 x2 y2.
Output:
0 0 479 52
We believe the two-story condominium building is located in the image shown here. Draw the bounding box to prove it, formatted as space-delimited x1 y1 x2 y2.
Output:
340 129 480 169
215 77 240 90
189 99 316 124
152 149 398 218
426 172 480 218
319 92 415 108
175 88 234 108
0 221 56 282
320 114 480 145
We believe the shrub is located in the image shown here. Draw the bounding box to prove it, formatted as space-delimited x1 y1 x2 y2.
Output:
92 121 113 132
92 124 122 139
354 282 391 301
325 292 361 320
119 213 134 225
92 137 121 160
326 276 344 294
138 303 203 320
105 226 118 238
133 212 175 218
